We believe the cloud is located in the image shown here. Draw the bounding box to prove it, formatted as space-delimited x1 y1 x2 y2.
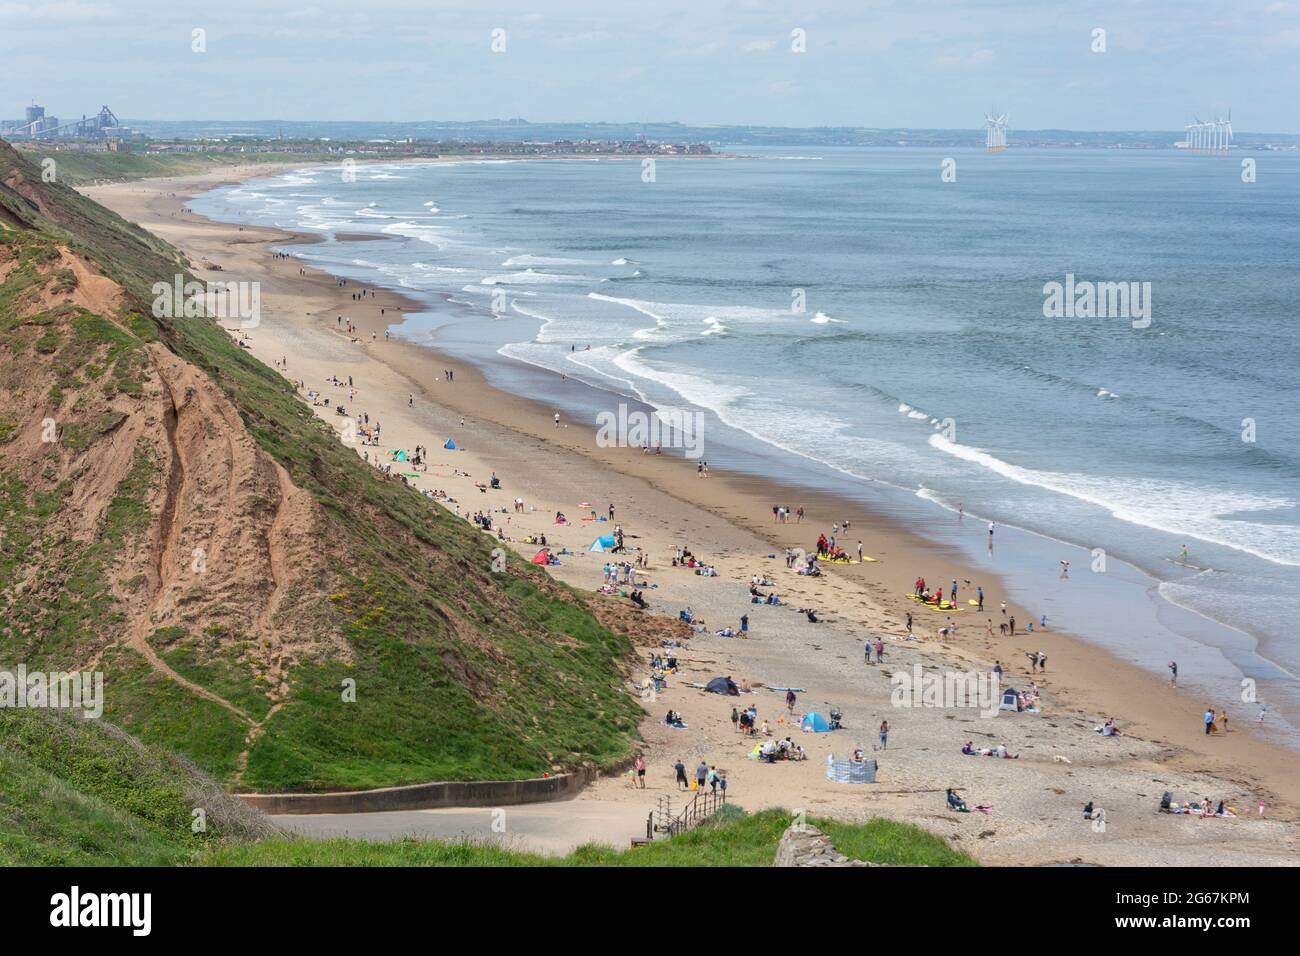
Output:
934 48 993 70
0 1 111 20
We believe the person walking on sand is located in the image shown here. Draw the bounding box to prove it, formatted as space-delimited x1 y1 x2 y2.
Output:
674 758 689 790
740 613 749 638
1009 616 1016 637
874 639 884 663
633 753 646 789
407 393 413 407
731 707 740 733
977 586 984 611
1168 661 1178 686
857 540 864 562
1204 708 1215 735
786 689 797 714
696 760 708 792
1219 709 1229 733
879 719 889 750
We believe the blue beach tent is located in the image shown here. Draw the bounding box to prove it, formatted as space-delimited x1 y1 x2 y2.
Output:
443 438 457 450
800 712 832 733
588 534 617 553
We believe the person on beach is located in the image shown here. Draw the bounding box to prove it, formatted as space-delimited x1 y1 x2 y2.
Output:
977 586 984 610
554 412 560 427
674 759 689 790
1204 708 1215 735
740 613 748 637
1219 709 1229 733
696 760 708 791
1009 616 1016 636
633 753 646 789
993 661 1003 681
1168 661 1178 686
731 707 740 733
786 689 797 714
879 719 889 750
857 540 863 562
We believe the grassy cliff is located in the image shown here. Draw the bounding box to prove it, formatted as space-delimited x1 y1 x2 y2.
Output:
18 149 338 186
0 138 644 793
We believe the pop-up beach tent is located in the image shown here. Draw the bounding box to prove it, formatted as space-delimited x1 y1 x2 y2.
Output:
801 712 833 733
391 449 407 462
705 676 739 696
1000 688 1021 712
443 438 457 450
531 549 550 565
588 534 617 552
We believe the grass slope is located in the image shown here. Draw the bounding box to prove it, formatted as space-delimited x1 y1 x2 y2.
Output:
0 710 275 866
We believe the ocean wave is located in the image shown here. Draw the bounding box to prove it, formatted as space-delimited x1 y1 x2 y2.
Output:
481 268 592 285
927 434 1300 567
502 254 604 267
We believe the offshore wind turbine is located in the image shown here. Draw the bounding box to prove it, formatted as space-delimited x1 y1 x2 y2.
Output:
984 111 1008 153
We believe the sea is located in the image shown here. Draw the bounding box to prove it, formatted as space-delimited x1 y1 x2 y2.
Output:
190 145 1300 746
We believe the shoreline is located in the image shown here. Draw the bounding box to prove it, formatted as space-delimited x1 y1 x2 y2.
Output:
83 167 1300 863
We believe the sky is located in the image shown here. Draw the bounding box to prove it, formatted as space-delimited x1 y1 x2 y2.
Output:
2 0 1297 131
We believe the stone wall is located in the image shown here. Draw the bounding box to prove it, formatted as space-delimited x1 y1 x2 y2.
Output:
773 823 877 867
237 769 593 815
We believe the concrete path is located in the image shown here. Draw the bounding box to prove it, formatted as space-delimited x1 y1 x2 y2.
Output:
270 800 649 857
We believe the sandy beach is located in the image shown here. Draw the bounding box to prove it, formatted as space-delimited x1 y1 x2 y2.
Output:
83 166 1300 865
